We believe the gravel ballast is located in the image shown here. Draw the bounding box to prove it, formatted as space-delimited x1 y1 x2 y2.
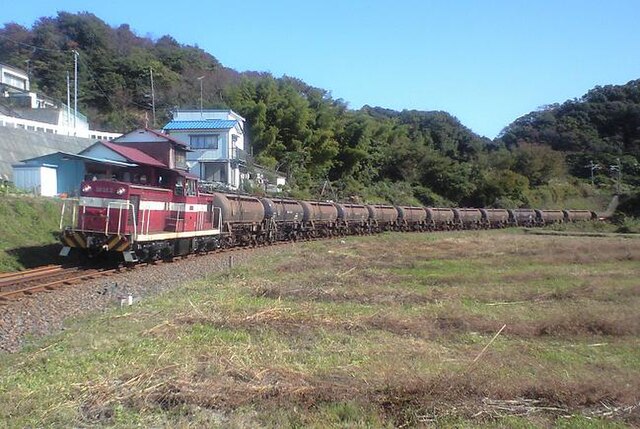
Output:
0 246 284 353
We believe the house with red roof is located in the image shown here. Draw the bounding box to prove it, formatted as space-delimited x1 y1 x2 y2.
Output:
111 128 189 171
12 135 185 196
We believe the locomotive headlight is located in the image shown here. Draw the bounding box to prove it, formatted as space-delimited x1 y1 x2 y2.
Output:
82 184 92 193
115 187 126 195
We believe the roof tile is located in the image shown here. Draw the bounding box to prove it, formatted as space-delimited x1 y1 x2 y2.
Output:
163 119 237 130
101 141 167 167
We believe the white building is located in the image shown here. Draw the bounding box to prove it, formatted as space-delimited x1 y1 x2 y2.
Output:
0 63 120 140
1 64 29 91
162 109 249 189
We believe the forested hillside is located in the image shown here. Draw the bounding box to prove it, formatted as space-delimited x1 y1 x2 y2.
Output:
499 80 640 188
1 12 637 208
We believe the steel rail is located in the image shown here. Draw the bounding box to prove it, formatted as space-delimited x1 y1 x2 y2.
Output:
0 265 65 283
0 268 119 302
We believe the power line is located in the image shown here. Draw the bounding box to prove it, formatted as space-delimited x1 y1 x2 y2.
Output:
2 33 172 129
0 33 70 53
75 52 116 109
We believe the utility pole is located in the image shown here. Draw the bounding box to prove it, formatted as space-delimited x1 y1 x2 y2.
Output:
197 76 204 118
72 49 79 132
149 67 156 127
586 160 600 186
616 157 622 194
610 158 622 194
66 71 71 131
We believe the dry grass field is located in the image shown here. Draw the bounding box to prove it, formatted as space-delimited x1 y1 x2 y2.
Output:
1 230 639 428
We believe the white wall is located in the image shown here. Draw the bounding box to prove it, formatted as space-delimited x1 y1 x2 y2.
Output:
0 114 121 140
173 110 244 122
13 166 57 196
81 144 128 162
1 66 29 91
170 130 228 161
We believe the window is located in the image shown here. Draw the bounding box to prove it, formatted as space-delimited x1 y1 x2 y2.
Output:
175 177 185 196
186 180 197 196
3 72 27 90
204 163 227 182
189 134 218 149
175 151 187 169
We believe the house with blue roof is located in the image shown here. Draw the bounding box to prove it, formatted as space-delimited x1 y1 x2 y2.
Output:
162 109 248 189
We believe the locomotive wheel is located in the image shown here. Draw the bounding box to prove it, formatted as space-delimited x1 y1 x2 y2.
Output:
222 236 234 249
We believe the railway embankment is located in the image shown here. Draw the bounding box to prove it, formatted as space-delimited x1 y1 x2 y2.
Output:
0 195 68 272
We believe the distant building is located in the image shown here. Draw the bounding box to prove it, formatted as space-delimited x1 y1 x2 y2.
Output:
0 62 120 140
252 164 287 193
112 128 189 171
162 109 249 189
13 150 125 197
0 64 29 92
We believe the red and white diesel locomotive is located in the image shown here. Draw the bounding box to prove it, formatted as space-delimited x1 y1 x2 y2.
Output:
61 171 222 262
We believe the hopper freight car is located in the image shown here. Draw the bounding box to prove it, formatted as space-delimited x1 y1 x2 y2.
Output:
334 203 370 235
509 209 537 227
535 209 565 226
480 209 510 228
563 210 597 222
261 197 304 241
366 204 399 232
425 208 455 230
300 201 339 237
453 208 483 229
396 206 427 231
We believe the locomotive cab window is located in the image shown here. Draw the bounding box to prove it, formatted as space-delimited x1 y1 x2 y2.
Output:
186 179 197 196
175 178 185 196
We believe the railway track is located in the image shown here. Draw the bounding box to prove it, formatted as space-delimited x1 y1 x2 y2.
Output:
0 236 308 303
0 265 121 303
0 228 477 303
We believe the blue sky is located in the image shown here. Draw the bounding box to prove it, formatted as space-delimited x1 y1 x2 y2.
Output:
3 0 640 138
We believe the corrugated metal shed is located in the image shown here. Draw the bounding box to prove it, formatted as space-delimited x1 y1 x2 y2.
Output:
14 151 138 196
163 120 237 130
13 165 58 196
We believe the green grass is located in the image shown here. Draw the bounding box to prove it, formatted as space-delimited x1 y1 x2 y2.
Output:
1 230 639 427
0 195 67 271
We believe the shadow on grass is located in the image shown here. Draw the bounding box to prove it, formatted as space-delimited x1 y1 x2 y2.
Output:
6 243 65 268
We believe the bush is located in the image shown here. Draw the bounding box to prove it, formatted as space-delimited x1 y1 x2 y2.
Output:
614 216 640 234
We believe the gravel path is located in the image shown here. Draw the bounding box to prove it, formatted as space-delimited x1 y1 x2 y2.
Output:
0 246 284 353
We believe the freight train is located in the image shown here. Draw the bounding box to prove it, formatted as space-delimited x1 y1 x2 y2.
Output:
59 174 598 263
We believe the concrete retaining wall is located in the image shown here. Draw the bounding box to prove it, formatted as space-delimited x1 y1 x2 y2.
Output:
0 126 95 180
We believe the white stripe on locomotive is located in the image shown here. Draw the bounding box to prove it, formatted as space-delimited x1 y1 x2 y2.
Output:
80 197 210 213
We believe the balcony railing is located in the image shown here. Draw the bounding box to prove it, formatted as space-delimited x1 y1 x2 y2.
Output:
230 147 251 163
